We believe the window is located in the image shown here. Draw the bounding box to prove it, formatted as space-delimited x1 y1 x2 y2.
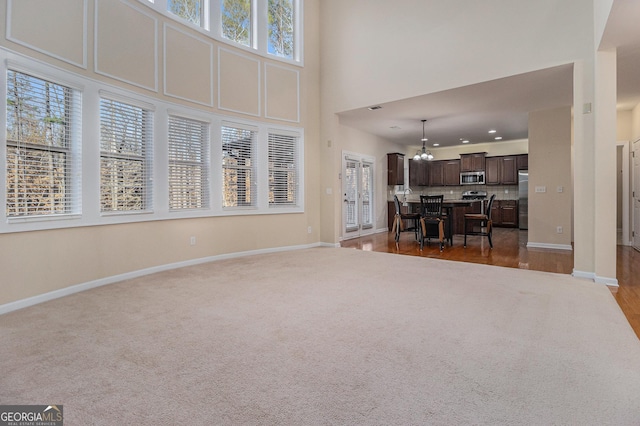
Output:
168 0 205 27
268 131 298 207
221 124 256 208
100 98 152 212
142 0 302 63
6 70 79 218
168 115 209 210
221 0 251 47
268 0 294 59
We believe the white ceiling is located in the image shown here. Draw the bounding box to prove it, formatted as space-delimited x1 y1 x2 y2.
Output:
337 0 640 149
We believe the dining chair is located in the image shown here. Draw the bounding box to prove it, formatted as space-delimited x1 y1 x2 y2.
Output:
419 195 445 251
392 195 420 242
463 194 496 248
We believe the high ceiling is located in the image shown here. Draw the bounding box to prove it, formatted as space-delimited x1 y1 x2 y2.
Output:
336 0 640 149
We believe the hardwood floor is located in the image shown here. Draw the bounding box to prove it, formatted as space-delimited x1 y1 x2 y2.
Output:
341 228 640 339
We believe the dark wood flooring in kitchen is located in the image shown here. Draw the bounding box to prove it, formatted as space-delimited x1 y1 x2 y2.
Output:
340 228 640 339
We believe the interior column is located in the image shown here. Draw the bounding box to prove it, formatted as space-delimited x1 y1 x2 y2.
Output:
573 59 596 279
593 49 618 285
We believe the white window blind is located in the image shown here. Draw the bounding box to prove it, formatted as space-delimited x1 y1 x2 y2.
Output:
168 115 209 210
221 124 256 208
100 98 152 212
268 131 298 207
6 70 79 218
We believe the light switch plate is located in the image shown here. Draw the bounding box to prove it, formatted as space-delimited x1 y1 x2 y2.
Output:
535 186 546 193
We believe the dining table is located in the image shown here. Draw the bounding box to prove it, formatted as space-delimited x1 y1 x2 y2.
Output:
408 199 483 246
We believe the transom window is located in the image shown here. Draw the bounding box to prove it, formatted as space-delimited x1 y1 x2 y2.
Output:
143 0 301 64
168 0 204 27
268 0 294 59
221 0 251 47
5 70 79 218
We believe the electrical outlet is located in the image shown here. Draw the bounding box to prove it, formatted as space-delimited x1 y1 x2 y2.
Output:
307 226 312 234
190 236 196 246
556 226 563 234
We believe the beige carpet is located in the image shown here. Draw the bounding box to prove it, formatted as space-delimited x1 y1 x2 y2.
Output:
1 247 639 425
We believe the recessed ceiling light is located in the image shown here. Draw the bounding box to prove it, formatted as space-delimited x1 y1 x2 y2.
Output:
488 129 497 134
367 105 382 110
462 140 470 144
495 136 502 140
433 143 439 147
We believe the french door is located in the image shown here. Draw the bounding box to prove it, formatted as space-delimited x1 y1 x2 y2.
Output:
342 152 375 239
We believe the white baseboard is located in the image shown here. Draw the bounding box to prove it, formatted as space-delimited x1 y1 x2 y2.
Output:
0 242 325 316
572 269 619 287
595 275 619 287
526 242 573 251
572 269 596 280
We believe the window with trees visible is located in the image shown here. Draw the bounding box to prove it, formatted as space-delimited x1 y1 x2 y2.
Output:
6 70 78 218
222 124 256 208
268 131 298 207
221 0 251 47
168 115 209 210
268 0 294 59
100 98 152 212
168 0 205 27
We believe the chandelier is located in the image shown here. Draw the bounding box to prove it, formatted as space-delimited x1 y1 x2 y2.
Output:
413 119 434 161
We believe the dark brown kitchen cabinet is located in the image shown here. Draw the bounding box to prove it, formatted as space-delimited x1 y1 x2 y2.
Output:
460 153 486 172
452 201 482 235
409 159 429 186
501 156 518 184
443 160 461 186
500 200 518 226
517 154 528 170
387 153 404 185
429 161 444 186
485 157 500 184
490 200 518 227
485 156 517 185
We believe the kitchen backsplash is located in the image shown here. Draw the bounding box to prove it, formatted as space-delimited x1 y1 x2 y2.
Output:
392 185 519 202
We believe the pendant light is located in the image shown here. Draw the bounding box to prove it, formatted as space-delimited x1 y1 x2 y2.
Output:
413 119 434 161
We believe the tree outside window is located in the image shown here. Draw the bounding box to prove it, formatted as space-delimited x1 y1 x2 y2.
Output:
6 70 73 217
268 0 294 59
221 0 251 47
168 0 203 27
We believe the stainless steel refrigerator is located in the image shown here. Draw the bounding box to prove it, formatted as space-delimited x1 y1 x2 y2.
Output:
518 170 528 230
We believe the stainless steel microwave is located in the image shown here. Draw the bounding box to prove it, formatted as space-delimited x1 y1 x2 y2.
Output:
460 171 485 185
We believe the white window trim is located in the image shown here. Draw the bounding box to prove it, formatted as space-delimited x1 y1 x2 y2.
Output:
4 64 84 223
0 49 304 234
137 0 304 67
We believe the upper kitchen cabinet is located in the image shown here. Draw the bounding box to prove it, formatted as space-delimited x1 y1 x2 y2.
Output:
429 160 444 186
387 153 404 185
485 157 499 184
517 154 528 170
501 156 518 184
443 160 461 186
409 159 429 186
460 153 486 172
486 155 518 185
